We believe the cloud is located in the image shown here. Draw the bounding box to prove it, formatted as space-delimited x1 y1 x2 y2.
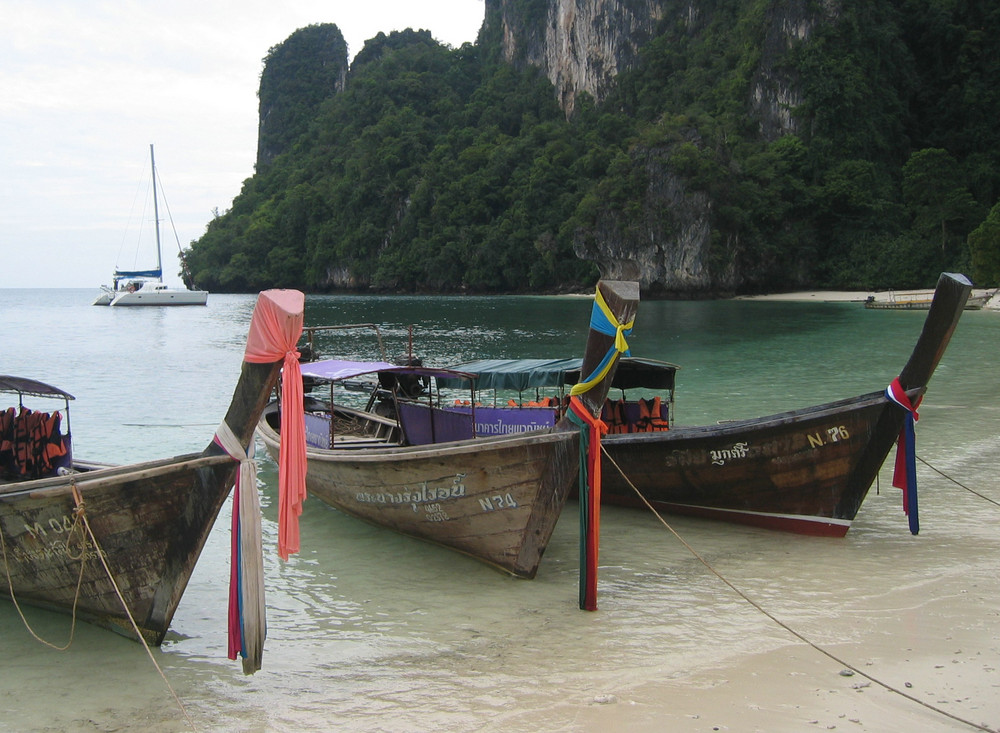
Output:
0 0 485 288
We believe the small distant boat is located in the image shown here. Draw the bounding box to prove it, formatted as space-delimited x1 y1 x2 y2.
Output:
864 286 992 310
1 290 303 657
93 145 208 307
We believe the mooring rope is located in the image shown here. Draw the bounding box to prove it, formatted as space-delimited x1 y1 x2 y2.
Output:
57 483 199 731
917 454 1000 509
1 501 87 650
4 490 196 728
601 446 997 733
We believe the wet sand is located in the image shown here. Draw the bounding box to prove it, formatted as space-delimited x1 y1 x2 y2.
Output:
2 290 998 733
568 577 1000 732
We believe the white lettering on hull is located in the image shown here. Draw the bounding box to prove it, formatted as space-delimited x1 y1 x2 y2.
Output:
710 442 749 466
355 474 468 512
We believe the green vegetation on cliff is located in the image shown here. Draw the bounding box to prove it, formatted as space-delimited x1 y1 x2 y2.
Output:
182 2 1000 294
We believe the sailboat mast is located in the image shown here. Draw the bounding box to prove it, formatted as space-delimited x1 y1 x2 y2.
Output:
150 143 163 281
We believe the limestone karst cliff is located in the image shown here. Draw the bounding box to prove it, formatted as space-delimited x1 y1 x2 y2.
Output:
487 0 823 134
487 0 828 292
485 0 663 116
256 25 349 169
184 1 995 295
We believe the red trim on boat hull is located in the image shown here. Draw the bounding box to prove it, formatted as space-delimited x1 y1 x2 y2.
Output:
601 493 852 537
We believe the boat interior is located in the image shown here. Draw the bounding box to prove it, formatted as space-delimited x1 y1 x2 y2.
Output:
267 354 679 451
1 377 75 482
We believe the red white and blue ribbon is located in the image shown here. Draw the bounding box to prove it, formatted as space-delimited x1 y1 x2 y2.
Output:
214 419 266 674
886 378 920 535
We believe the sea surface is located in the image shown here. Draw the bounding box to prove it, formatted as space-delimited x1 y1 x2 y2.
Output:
1 287 998 732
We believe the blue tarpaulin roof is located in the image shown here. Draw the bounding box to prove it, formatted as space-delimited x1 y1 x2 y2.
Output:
299 359 475 383
435 359 581 391
437 357 679 392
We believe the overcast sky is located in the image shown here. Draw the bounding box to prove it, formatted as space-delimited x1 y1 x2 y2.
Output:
0 1 486 289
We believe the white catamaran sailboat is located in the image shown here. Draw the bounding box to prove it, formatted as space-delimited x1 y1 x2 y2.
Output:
93 145 208 306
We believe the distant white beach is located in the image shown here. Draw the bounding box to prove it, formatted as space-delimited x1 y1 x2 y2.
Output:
736 287 999 308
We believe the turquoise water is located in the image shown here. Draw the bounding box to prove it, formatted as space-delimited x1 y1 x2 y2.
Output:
1 288 998 731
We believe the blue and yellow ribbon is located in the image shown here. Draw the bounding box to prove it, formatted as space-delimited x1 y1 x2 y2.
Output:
569 285 634 397
569 284 634 610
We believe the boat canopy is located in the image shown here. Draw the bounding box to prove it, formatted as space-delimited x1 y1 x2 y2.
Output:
0 376 75 400
437 357 679 392
300 359 475 384
436 358 581 391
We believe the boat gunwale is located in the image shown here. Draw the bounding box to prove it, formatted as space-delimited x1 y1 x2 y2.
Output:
0 452 232 497
257 407 574 462
604 389 899 442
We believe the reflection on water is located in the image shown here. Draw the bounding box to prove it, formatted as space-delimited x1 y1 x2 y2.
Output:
1 289 998 731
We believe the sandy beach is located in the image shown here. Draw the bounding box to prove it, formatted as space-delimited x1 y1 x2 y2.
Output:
736 287 1000 308
734 290 870 302
2 289 998 733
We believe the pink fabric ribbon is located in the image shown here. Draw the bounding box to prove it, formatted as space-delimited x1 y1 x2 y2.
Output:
244 290 306 560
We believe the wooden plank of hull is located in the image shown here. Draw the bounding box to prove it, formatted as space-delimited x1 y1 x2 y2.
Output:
0 453 235 644
1 290 299 644
600 272 972 536
261 429 578 578
599 393 894 537
256 279 639 578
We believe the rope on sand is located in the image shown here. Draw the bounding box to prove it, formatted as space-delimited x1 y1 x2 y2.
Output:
602 446 997 733
2 483 198 731
1 500 86 650
66 483 199 732
917 454 1000 509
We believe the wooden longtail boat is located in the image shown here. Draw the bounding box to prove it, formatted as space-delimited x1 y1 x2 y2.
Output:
256 280 639 578
597 272 970 535
442 273 972 537
1 289 304 647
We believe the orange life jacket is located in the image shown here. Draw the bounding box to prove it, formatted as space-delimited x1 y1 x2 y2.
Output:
28 409 51 475
0 406 14 454
13 407 33 474
0 407 14 473
637 397 669 432
44 411 67 462
6 408 65 477
603 398 630 434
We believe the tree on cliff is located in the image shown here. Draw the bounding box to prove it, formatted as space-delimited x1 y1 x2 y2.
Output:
969 202 1000 287
256 24 349 169
181 2 1000 294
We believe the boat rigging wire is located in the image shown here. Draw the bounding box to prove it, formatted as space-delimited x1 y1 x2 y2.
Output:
154 164 187 256
602 445 997 733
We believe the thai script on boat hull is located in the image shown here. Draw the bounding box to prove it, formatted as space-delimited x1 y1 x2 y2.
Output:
710 442 749 466
355 474 467 510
